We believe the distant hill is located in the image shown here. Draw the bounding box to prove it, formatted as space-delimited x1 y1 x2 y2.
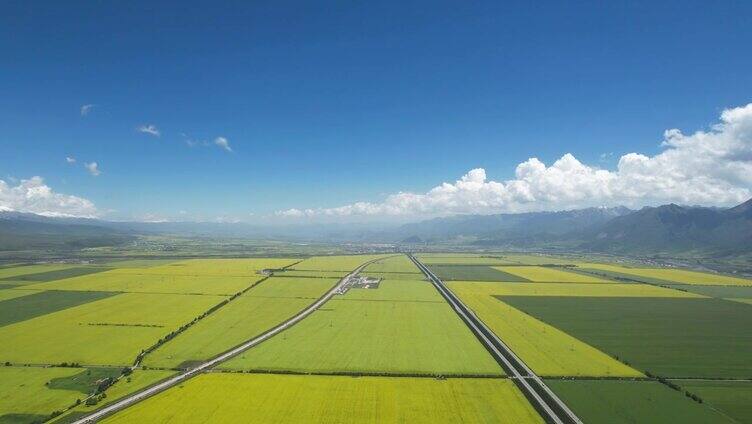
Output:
0 211 135 250
394 199 752 256
396 207 631 244
585 199 752 255
2 199 751 257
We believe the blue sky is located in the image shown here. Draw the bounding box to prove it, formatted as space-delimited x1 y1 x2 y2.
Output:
2 1 752 222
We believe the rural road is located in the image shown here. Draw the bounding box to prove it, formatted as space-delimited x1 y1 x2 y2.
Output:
408 254 583 424
71 257 388 423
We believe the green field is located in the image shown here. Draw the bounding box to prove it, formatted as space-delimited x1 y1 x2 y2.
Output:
53 370 175 422
243 276 338 299
220 278 502 375
0 267 111 284
449 281 699 298
573 267 675 285
2 253 749 423
577 263 752 286
0 264 94 281
273 269 347 278
24 272 263 296
546 380 733 423
449 283 640 377
0 367 86 424
665 284 752 299
0 290 118 327
290 254 392 272
0 288 36 302
112 258 299 276
499 255 577 266
144 278 338 369
362 255 422 274
415 254 517 265
47 367 122 394
502 296 752 378
429 264 530 282
497 266 612 283
362 271 426 280
672 380 752 423
102 373 542 423
0 292 227 365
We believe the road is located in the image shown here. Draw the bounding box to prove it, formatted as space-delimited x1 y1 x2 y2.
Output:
71 257 386 423
408 254 582 424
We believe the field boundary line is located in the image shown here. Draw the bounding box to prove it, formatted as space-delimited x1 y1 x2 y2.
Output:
207 369 510 379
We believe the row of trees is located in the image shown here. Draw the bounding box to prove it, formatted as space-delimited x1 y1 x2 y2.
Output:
645 371 704 404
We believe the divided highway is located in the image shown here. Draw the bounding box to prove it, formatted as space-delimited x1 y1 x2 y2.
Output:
408 254 582 424
71 258 386 423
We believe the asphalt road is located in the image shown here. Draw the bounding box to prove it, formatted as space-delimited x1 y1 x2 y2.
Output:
71 257 386 423
408 254 583 424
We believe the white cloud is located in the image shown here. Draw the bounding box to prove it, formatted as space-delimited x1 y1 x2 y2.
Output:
66 156 76 164
84 162 101 176
0 176 99 218
214 136 232 152
275 208 311 218
80 104 95 116
276 103 752 219
138 213 169 223
137 124 160 137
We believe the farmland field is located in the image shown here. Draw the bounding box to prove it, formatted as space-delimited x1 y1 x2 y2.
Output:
502 296 752 377
0 291 227 365
53 369 176 422
0 264 102 281
144 277 339 369
0 267 112 284
0 288 36 302
0 367 86 424
23 272 263 296
448 284 640 377
665 284 752 299
220 276 503 375
220 297 503 375
496 266 612 283
3 252 751 423
0 290 118 327
545 380 733 423
428 264 529 281
576 263 752 286
102 373 542 424
290 254 392 272
448 281 699 298
273 269 347 278
362 255 422 274
414 254 517 265
671 380 752 423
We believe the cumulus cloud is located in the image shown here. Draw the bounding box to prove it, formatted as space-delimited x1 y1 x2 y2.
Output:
84 162 101 176
66 156 76 164
0 176 99 218
214 136 232 152
137 124 160 137
276 103 752 219
80 104 95 116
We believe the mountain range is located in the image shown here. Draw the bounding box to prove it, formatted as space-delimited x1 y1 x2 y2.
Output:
2 199 751 256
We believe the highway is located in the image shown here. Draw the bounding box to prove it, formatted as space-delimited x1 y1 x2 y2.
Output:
71 258 385 423
408 254 582 424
